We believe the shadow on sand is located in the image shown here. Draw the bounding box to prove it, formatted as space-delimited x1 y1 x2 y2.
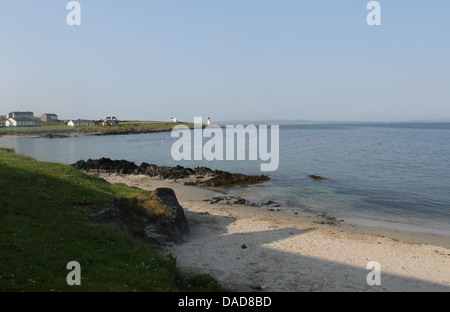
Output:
171 209 450 292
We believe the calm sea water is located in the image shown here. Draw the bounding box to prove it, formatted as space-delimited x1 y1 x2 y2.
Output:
2 123 450 232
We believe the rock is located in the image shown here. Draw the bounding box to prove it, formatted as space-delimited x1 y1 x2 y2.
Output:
198 170 270 187
145 188 190 245
208 196 224 204
89 188 189 247
42 133 70 139
72 157 138 174
194 166 215 176
234 198 247 205
206 196 259 207
72 158 269 187
261 200 276 206
313 213 340 226
241 244 247 249
309 175 327 181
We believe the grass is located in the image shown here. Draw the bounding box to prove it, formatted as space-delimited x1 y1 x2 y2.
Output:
118 121 193 130
0 148 225 292
0 121 195 136
0 122 76 135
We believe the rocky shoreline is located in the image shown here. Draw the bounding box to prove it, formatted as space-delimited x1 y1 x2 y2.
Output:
72 157 270 187
71 158 271 248
0 128 176 139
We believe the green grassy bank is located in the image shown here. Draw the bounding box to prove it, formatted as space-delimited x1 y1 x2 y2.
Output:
0 147 224 292
0 121 194 137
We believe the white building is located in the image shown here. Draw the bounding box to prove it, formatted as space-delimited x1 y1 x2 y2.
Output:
171 117 177 123
5 111 36 127
6 118 36 127
207 117 211 125
68 120 96 127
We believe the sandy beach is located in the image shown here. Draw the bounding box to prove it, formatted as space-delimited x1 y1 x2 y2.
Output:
0 135 41 139
96 173 450 292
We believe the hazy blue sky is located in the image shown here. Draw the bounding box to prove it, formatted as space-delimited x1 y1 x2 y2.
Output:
1 1 449 122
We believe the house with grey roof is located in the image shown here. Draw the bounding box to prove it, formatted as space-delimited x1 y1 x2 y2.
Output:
102 117 119 126
67 120 96 127
41 113 59 122
5 111 36 127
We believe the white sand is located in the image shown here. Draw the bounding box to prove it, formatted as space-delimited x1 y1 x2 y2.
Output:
98 173 450 292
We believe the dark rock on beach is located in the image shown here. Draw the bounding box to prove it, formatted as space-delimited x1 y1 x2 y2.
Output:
197 170 270 187
42 133 70 139
73 158 138 174
90 187 189 247
145 188 190 245
308 175 327 181
313 213 341 226
205 196 246 205
234 198 248 205
72 157 270 187
205 195 280 209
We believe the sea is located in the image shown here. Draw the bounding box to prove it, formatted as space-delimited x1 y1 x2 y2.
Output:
1 122 450 235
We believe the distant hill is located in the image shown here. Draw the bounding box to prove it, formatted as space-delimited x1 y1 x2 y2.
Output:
213 119 450 125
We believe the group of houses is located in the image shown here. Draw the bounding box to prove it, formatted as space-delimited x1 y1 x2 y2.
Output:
2 111 36 127
66 117 119 127
0 112 58 127
0 111 121 128
1 111 212 128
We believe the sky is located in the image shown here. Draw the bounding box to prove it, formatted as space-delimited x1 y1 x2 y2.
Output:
1 1 449 122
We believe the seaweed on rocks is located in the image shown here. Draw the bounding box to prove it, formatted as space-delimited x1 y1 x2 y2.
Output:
72 157 270 187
